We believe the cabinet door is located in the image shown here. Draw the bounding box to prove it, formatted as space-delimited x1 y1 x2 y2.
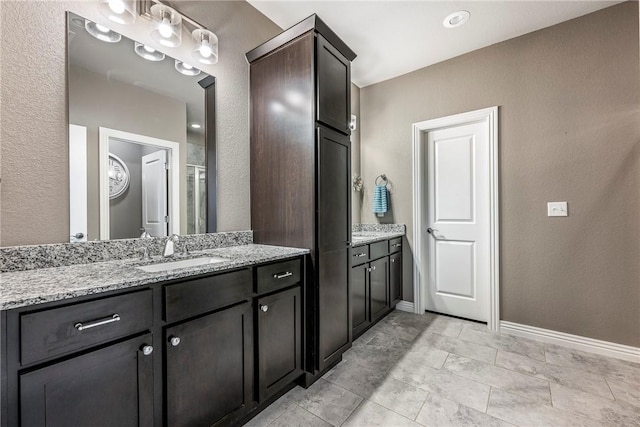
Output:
20 334 154 427
370 257 389 322
351 263 370 338
258 286 302 401
316 34 351 135
166 303 253 427
390 251 403 306
317 126 351 370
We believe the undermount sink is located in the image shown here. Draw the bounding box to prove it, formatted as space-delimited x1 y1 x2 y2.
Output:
137 256 228 273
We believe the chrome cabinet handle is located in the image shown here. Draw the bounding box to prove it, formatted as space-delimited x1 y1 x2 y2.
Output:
354 253 367 258
71 232 84 239
169 336 181 347
392 244 402 248
142 345 153 356
261 304 269 312
391 259 395 263
367 267 372 272
273 272 293 279
372 265 376 271
75 314 120 331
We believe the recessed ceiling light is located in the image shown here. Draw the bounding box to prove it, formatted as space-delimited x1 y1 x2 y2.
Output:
189 123 202 129
84 19 122 43
134 42 165 62
443 10 470 29
175 60 201 76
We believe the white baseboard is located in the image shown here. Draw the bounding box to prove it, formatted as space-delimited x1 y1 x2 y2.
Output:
395 301 415 313
500 321 640 363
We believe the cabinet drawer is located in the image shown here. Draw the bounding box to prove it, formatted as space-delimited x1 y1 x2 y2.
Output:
164 269 252 322
256 258 302 295
370 241 388 260
351 245 369 266
20 289 153 366
389 238 402 253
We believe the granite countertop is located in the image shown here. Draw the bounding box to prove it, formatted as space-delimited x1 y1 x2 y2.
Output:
352 231 405 246
0 244 309 311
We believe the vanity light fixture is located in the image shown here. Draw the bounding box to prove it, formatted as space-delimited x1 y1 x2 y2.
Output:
134 42 165 61
85 19 122 43
175 60 201 76
97 0 136 25
150 4 182 47
192 29 218 65
443 10 470 28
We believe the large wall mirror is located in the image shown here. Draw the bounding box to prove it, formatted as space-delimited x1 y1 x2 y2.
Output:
67 12 216 242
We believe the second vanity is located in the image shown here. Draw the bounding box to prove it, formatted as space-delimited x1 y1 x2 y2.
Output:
0 237 308 427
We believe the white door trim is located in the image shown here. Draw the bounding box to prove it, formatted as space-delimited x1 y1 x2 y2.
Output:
412 106 500 331
99 127 181 240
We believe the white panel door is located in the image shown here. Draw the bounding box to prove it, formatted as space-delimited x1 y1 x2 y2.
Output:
141 150 168 237
425 120 490 321
69 124 88 242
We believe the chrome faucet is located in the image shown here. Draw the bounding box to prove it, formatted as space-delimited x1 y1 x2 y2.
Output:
163 234 180 257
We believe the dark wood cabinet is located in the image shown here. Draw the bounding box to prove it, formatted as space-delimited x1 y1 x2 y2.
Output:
370 257 389 323
316 34 351 134
257 286 302 401
247 15 356 378
350 238 404 339
2 256 307 427
390 251 403 306
20 333 154 427
351 263 370 337
165 302 253 427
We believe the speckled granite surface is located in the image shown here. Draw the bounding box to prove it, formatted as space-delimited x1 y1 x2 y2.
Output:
0 231 253 273
353 223 405 233
0 244 309 310
352 224 405 246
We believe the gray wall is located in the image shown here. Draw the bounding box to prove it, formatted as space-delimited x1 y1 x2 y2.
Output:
359 2 639 346
69 65 187 240
0 0 281 246
109 141 143 240
351 83 361 223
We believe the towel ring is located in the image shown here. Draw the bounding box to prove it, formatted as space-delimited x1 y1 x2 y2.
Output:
375 174 388 186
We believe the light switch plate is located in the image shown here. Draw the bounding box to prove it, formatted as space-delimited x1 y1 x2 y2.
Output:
547 201 568 217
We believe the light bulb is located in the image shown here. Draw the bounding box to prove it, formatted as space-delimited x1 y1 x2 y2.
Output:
95 23 110 33
143 45 155 53
158 18 173 38
199 44 212 58
108 0 125 14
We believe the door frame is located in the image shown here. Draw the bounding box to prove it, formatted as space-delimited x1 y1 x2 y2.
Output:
411 106 500 331
99 127 180 240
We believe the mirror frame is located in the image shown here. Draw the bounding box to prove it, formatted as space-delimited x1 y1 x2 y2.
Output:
200 75 217 232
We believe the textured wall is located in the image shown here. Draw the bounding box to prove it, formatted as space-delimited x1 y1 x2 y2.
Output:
360 2 639 346
350 83 361 223
0 0 281 246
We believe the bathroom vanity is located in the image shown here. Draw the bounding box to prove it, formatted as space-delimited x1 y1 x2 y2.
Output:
351 229 405 338
0 240 307 427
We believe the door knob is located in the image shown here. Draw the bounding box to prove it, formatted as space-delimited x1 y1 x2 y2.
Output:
141 345 153 356
427 228 434 234
169 336 181 347
261 305 269 312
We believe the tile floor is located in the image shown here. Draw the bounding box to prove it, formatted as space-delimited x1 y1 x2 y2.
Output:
244 311 640 427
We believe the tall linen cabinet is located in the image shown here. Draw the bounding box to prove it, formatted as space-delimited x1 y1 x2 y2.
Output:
247 15 356 377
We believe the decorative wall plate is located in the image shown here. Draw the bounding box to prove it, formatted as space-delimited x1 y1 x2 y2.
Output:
108 153 130 199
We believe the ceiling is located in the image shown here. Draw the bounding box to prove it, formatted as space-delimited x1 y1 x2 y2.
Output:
247 0 623 87
67 13 210 133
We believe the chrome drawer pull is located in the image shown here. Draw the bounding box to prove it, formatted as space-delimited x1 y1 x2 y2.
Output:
354 253 367 257
392 244 402 248
273 272 293 279
75 314 120 331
